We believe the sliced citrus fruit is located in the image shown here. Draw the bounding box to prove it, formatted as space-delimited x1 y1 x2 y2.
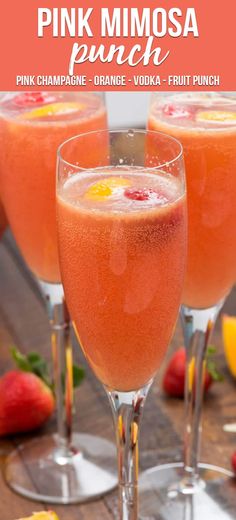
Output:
17 512 59 520
196 110 236 123
19 102 85 120
85 182 113 200
222 314 236 377
84 177 130 201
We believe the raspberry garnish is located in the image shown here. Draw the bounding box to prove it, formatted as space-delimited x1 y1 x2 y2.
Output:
124 187 169 204
125 187 166 202
13 92 56 107
124 188 152 201
163 104 192 119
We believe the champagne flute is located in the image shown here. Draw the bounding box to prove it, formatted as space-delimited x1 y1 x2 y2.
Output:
139 92 236 518
56 128 187 519
0 91 117 503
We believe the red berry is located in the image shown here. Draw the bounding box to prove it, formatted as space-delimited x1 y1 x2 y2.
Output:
124 188 151 201
163 104 193 119
204 371 213 394
231 451 236 474
12 92 56 107
163 347 213 398
163 348 186 397
124 187 167 203
0 370 55 436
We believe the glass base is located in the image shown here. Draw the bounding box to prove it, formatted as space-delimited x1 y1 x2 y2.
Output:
139 462 235 520
4 433 118 504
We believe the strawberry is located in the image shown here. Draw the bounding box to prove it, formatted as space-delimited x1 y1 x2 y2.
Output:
124 187 155 201
124 187 168 203
163 348 186 397
163 104 193 119
163 346 222 398
12 92 57 108
231 451 236 474
0 348 85 436
0 370 55 436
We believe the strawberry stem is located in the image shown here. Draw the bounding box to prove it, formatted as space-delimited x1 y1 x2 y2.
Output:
11 347 85 392
206 345 224 382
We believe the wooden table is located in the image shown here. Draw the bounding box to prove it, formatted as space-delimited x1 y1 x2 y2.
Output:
0 230 236 520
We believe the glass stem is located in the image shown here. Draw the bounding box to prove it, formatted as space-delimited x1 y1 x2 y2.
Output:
41 282 74 458
107 382 152 520
180 301 224 491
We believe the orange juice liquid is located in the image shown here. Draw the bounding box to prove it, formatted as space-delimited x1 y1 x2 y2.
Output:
149 93 236 309
0 92 107 283
57 168 186 391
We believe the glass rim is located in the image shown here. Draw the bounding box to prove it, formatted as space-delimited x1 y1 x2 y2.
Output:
57 128 184 171
150 91 236 104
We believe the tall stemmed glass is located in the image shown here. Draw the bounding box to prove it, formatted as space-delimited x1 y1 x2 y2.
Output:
140 92 236 517
0 91 117 503
57 129 187 520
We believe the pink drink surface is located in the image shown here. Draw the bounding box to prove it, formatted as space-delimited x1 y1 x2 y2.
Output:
0 92 107 283
149 93 236 309
57 168 186 391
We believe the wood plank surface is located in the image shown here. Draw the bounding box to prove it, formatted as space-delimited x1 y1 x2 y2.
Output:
0 229 236 519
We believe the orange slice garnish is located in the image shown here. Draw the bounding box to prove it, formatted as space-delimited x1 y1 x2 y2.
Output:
17 512 59 520
196 111 236 123
84 177 131 201
84 182 113 200
19 102 85 120
222 314 236 377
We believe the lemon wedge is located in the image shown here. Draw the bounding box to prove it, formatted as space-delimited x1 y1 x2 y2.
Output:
17 512 59 520
19 102 85 120
84 177 130 201
196 110 236 123
222 314 236 377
